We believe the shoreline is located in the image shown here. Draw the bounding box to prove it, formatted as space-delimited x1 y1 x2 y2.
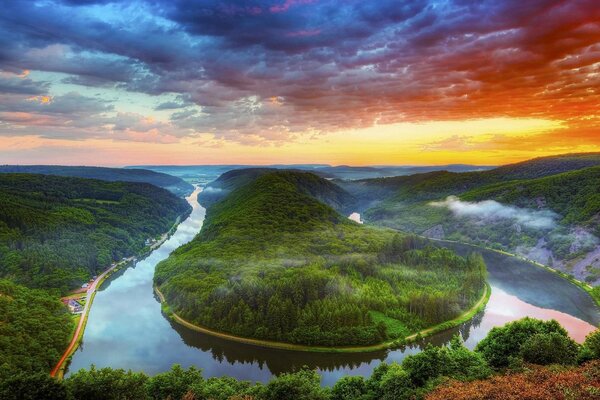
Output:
154 282 490 354
429 238 600 311
51 212 188 379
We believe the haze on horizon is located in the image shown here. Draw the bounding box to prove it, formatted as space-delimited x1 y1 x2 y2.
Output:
0 0 599 166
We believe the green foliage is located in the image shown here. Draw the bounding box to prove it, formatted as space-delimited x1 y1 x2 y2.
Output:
157 171 486 346
0 173 190 292
402 336 491 387
520 332 579 365
475 317 571 368
199 168 355 212
262 369 328 400
0 165 194 197
330 376 368 400
463 165 600 229
377 363 414 400
0 372 68 400
66 366 149 400
358 152 600 207
145 365 203 400
191 376 254 400
580 329 600 363
5 318 589 400
0 279 70 380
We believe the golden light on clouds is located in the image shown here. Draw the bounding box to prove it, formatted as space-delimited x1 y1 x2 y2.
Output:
2 117 593 166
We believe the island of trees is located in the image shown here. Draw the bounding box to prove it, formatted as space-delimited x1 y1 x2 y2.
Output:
155 170 487 347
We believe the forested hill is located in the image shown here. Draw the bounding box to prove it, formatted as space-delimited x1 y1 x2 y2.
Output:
198 168 356 212
342 152 600 206
0 174 190 293
0 165 194 197
156 171 486 347
463 165 600 230
353 153 600 284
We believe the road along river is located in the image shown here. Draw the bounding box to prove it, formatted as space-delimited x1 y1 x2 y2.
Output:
66 188 600 385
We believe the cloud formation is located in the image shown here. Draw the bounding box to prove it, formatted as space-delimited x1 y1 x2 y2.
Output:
0 0 598 149
430 196 558 230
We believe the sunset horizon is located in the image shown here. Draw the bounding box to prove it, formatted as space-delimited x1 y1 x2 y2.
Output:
1 1 599 166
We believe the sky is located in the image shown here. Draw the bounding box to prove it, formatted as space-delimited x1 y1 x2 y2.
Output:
0 0 598 166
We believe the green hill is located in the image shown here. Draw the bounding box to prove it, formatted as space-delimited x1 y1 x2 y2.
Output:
347 152 600 208
0 165 194 197
355 154 600 283
155 171 486 347
463 166 600 230
0 174 190 293
198 168 356 212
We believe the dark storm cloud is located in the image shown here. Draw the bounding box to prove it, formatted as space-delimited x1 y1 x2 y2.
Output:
0 0 598 143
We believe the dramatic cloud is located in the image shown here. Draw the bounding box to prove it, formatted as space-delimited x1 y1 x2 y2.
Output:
430 196 558 230
0 0 598 157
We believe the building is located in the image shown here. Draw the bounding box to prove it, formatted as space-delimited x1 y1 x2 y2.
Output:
67 299 83 314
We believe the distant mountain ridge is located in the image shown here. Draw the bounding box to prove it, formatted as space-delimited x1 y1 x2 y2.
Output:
0 165 194 197
128 163 493 183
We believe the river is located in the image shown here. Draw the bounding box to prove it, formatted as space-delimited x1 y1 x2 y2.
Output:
66 187 600 385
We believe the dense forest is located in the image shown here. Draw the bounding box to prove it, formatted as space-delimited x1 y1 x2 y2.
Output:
156 171 486 346
0 165 194 197
0 279 71 384
198 167 356 212
0 174 190 293
2 318 598 400
341 153 600 283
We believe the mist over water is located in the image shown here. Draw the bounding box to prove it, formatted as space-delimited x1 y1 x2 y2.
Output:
67 190 600 386
431 196 558 229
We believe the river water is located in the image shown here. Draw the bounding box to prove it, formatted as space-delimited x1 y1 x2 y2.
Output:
67 188 600 385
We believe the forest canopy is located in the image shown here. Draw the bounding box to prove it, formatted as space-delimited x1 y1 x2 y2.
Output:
156 171 487 347
0 173 191 293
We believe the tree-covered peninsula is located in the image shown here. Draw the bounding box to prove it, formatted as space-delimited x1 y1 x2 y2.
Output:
0 173 191 293
155 171 486 347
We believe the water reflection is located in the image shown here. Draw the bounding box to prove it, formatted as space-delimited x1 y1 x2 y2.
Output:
67 189 600 386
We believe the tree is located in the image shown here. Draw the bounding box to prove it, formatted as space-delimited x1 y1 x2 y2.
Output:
0 372 67 400
578 329 600 364
521 332 579 365
145 365 203 400
66 366 148 400
262 369 327 400
378 364 414 400
330 376 368 400
475 318 569 368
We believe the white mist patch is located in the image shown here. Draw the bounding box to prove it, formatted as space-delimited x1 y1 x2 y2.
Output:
202 186 224 194
430 196 558 230
348 212 363 224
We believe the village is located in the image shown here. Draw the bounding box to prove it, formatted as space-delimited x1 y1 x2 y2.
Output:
60 254 139 315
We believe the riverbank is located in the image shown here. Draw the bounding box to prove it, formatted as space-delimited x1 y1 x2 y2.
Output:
51 213 188 379
431 238 600 311
154 282 490 353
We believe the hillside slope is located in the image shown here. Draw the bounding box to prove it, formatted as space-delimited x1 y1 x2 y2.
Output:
0 174 190 293
345 152 600 209
155 171 486 347
0 165 194 197
199 168 356 212
355 154 600 284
